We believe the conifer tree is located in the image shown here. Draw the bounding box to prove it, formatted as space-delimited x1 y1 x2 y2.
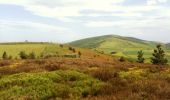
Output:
151 44 168 65
137 50 145 63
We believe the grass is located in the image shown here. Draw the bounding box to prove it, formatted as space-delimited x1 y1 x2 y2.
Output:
0 57 170 99
0 43 66 58
0 70 102 99
0 42 112 61
0 41 170 99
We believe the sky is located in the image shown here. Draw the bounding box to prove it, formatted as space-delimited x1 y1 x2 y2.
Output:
0 0 170 43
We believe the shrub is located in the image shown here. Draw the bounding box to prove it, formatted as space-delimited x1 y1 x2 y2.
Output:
91 68 114 81
8 55 13 60
2 51 8 60
59 44 63 48
98 83 113 95
19 51 28 59
119 56 125 62
29 52 36 59
78 51 82 58
109 77 128 93
64 54 77 58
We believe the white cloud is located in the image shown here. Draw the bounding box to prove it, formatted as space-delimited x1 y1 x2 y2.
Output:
158 0 167 3
147 0 167 5
0 0 170 42
0 0 157 20
85 21 114 27
147 0 157 5
0 20 67 32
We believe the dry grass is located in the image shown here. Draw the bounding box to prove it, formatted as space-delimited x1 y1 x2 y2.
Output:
0 58 170 100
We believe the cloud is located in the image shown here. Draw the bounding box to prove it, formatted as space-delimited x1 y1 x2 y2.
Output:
0 19 67 32
0 0 170 42
0 0 168 20
147 0 157 5
85 21 114 27
147 0 167 5
0 19 80 43
0 0 125 18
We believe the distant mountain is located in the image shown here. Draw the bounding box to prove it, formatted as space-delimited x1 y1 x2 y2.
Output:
69 35 170 62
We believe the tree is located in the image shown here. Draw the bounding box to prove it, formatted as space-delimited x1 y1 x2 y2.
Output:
137 50 145 63
19 51 28 59
29 52 36 59
151 44 168 65
2 51 8 60
78 51 81 58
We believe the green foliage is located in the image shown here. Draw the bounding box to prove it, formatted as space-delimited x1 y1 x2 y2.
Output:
151 44 168 65
19 51 28 59
137 50 145 63
0 43 77 58
69 35 170 64
29 52 36 59
119 56 125 62
8 55 13 60
2 51 8 60
64 54 77 58
0 70 102 99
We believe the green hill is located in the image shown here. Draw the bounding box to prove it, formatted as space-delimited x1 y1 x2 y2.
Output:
69 35 170 63
0 42 111 60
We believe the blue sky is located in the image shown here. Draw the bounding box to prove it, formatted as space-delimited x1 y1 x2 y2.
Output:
0 0 170 43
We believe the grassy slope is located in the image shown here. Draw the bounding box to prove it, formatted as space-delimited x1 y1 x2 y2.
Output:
70 35 170 63
0 42 112 60
1 58 170 99
0 70 102 99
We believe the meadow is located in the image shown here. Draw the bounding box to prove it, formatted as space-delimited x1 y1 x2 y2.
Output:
0 42 170 100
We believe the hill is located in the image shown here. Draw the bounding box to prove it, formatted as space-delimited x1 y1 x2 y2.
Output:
69 35 170 62
0 42 111 60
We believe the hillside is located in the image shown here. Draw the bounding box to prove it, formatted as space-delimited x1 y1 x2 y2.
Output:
69 35 170 62
0 42 112 60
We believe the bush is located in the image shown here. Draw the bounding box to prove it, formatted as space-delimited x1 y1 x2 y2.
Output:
109 78 128 93
29 52 36 59
8 55 13 60
0 70 103 99
64 54 77 58
2 51 8 60
19 51 28 59
119 56 125 62
91 68 115 81
78 51 82 58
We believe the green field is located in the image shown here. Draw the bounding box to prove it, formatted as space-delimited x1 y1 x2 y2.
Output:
70 35 170 63
0 43 75 59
